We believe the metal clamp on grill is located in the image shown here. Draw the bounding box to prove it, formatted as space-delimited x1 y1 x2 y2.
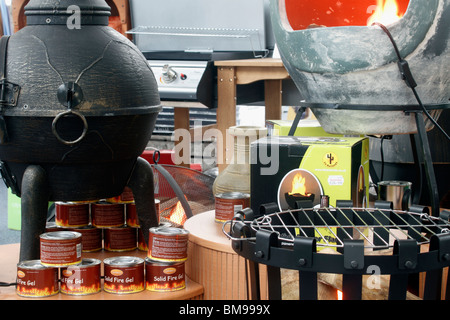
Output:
0 36 20 145
224 203 450 300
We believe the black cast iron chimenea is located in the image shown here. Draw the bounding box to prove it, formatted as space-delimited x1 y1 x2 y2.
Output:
0 0 162 261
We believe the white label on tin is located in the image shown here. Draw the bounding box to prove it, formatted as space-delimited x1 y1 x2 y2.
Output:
233 205 243 213
328 175 344 186
76 243 82 258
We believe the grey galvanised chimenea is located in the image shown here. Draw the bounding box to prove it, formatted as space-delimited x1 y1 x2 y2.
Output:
270 0 449 135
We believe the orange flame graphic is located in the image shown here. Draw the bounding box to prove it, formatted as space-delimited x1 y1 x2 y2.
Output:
289 173 311 196
103 282 145 293
168 201 187 226
146 280 186 292
17 286 58 297
60 283 101 295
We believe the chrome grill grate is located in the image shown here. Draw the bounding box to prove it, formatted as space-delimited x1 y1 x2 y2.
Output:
128 26 260 38
242 207 450 250
128 26 268 55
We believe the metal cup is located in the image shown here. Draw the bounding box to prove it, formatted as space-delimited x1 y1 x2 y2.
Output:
377 181 412 211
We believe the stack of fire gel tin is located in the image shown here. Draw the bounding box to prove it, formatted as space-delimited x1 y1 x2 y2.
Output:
16 188 189 297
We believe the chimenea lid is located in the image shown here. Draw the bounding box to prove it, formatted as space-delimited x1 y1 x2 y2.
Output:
3 0 161 119
25 0 111 26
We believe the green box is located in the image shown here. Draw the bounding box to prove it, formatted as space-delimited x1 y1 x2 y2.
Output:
7 188 21 230
266 119 364 138
250 136 370 212
7 190 53 230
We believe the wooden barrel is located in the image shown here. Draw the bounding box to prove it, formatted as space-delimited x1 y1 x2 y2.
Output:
184 211 262 300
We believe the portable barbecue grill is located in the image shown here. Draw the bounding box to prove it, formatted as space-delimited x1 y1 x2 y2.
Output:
229 203 450 250
128 0 275 111
226 202 450 300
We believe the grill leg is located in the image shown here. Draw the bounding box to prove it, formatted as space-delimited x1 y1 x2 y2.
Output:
342 274 362 300
388 274 409 300
299 271 318 300
247 260 261 300
414 112 440 216
267 265 282 300
19 165 49 262
127 157 158 247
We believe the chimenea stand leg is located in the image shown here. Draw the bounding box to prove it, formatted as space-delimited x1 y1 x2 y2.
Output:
414 112 440 217
127 157 158 247
19 165 49 262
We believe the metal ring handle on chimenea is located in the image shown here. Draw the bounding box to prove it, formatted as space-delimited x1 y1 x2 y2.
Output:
52 82 88 145
52 109 88 145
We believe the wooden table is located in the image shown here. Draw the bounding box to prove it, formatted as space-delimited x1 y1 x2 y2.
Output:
215 58 290 172
169 58 289 169
184 210 268 300
0 243 203 300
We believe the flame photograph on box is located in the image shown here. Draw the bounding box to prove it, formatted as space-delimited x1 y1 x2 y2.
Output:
250 136 370 213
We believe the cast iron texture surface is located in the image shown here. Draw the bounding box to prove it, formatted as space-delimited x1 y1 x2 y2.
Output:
0 0 161 200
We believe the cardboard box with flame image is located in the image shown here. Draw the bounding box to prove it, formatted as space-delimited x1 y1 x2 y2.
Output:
250 136 370 212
